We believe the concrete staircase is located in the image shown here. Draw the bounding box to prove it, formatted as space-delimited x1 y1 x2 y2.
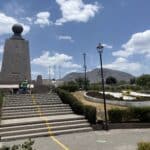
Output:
0 93 92 141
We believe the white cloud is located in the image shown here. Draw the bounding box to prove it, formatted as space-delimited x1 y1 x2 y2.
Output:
58 35 74 42
31 51 81 69
34 12 52 27
55 0 101 25
31 51 81 79
113 30 150 58
103 57 141 74
0 12 30 36
26 17 32 24
102 43 113 49
0 45 4 53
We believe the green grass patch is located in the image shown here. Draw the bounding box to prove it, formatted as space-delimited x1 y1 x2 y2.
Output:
138 142 150 150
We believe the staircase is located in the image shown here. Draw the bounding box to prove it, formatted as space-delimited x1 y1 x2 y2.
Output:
0 93 92 141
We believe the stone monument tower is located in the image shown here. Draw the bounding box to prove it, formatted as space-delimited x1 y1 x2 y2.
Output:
0 24 31 83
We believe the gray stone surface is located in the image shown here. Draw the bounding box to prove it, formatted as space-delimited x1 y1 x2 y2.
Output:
0 24 31 83
1 129 150 150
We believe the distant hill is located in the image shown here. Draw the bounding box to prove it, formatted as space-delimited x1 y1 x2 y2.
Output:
62 68 134 83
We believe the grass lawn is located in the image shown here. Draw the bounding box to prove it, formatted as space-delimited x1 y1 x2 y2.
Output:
72 91 127 120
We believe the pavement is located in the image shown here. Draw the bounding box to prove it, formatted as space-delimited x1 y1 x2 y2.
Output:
1 128 150 150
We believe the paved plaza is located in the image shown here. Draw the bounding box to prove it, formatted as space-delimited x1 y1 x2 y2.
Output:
1 128 150 150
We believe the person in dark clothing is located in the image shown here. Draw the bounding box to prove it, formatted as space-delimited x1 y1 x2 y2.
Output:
20 79 28 94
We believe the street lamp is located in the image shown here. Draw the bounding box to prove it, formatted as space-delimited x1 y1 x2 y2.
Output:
96 43 108 130
83 53 87 91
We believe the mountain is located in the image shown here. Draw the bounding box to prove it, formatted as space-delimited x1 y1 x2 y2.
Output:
62 68 134 83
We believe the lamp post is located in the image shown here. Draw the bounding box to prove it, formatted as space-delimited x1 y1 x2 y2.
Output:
83 53 87 91
97 43 108 130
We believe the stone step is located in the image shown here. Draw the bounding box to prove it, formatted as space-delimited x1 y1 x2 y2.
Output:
3 102 62 107
5 95 59 99
2 108 72 116
2 106 70 113
2 104 68 110
2 111 73 120
1 127 92 142
4 97 60 100
0 119 88 132
3 100 62 104
1 114 85 127
3 102 62 106
0 123 90 137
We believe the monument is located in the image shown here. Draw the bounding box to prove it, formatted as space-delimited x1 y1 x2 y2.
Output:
0 24 31 83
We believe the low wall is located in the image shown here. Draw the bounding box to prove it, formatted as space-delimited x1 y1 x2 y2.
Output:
84 92 150 107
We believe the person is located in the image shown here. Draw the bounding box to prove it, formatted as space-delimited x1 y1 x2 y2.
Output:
20 79 28 94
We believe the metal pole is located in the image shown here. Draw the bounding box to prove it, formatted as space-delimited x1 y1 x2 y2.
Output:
99 51 108 130
83 53 87 91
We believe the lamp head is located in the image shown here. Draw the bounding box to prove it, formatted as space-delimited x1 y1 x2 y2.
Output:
97 43 104 53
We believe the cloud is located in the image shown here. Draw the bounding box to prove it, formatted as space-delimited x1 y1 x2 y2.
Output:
103 57 141 74
31 51 81 69
31 51 81 79
34 12 52 27
55 0 101 25
113 30 150 58
58 35 74 42
0 45 4 54
0 12 30 36
25 17 32 24
102 43 113 49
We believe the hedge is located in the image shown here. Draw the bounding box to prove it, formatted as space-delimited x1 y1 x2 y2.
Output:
108 107 150 123
108 108 130 123
138 142 150 150
56 88 96 124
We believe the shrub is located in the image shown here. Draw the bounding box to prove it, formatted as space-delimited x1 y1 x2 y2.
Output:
84 105 96 124
108 107 150 123
108 108 127 123
138 142 150 150
0 139 35 150
136 96 150 101
130 107 150 122
58 81 79 92
56 88 96 124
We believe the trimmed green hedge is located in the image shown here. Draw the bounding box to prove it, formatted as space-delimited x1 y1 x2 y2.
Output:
108 107 150 123
108 108 129 123
138 142 150 150
56 88 96 124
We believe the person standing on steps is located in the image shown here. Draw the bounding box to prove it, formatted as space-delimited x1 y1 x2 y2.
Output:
20 79 28 94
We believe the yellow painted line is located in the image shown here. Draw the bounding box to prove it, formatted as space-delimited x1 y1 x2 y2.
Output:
31 95 69 150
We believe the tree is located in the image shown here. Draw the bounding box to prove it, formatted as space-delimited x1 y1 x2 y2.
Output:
130 78 136 85
106 76 117 85
75 77 90 90
75 77 84 89
136 74 150 88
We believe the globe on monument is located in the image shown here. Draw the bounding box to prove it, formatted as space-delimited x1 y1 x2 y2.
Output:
12 24 23 35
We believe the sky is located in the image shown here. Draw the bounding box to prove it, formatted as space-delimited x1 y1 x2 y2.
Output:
0 0 150 79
